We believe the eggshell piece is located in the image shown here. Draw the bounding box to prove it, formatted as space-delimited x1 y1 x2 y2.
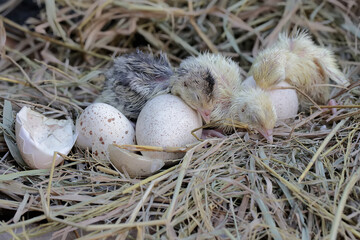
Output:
242 75 257 88
136 94 202 160
76 103 135 163
15 106 77 169
108 144 164 177
267 81 299 120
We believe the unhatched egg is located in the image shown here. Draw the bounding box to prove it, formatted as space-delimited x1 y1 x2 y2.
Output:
136 94 202 161
76 103 135 163
267 81 299 120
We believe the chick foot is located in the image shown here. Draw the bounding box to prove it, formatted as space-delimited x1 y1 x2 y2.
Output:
328 99 338 115
325 99 346 122
322 99 338 115
202 129 225 139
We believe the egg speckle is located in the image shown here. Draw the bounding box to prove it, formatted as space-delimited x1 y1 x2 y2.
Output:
76 103 135 163
136 94 202 161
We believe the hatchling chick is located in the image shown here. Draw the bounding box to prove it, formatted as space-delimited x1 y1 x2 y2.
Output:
96 51 221 123
248 31 349 111
212 75 277 142
170 54 218 123
96 51 173 121
97 51 277 141
174 53 277 142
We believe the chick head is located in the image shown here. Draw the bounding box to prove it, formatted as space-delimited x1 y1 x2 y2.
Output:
249 49 287 88
171 66 215 123
230 88 277 142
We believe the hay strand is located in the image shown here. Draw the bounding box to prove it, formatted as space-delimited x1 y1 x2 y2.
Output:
0 0 359 239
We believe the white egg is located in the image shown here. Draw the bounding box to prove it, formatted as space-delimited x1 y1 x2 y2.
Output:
267 81 299 120
15 106 77 169
76 103 135 163
136 94 202 160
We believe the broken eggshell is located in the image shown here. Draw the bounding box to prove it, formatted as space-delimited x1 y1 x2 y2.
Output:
108 144 164 177
15 106 77 169
76 103 135 163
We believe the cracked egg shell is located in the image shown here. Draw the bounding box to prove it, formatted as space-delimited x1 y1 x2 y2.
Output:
108 144 164 178
15 106 77 169
76 103 135 163
267 81 299 120
136 94 202 161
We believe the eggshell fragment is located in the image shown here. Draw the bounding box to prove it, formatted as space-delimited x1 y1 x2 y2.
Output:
76 103 135 163
15 106 77 169
267 81 299 120
108 144 164 177
136 94 202 161
242 75 257 88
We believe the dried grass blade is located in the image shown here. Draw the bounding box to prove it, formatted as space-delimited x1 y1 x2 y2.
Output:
252 154 283 240
223 15 241 55
0 18 6 55
189 17 218 53
254 189 282 240
265 0 300 45
158 23 199 56
116 144 189 153
0 76 28 85
341 19 360 39
166 141 209 221
1 17 111 60
298 118 348 183
1 100 26 167
122 165 177 194
45 0 68 41
46 152 60 209
78 70 103 83
12 192 29 223
277 180 310 240
136 27 165 49
329 166 360 240
0 169 49 181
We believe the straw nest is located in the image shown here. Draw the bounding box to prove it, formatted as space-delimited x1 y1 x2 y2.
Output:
0 0 359 239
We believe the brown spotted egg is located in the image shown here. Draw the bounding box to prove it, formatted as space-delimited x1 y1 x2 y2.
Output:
76 103 135 164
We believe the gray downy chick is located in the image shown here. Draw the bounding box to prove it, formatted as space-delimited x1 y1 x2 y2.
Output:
96 50 173 120
96 51 218 123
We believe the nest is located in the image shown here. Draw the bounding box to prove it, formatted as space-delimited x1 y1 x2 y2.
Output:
0 0 359 239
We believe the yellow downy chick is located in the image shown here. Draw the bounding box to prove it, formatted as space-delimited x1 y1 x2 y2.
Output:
182 54 277 142
249 31 349 110
211 82 277 142
171 53 241 123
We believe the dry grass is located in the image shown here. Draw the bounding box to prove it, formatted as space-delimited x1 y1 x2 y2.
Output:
0 0 359 239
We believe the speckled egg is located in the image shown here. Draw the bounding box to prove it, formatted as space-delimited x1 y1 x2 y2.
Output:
136 94 202 160
267 81 299 120
76 103 135 163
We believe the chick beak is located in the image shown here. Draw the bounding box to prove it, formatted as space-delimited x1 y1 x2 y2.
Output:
257 127 273 143
198 109 211 124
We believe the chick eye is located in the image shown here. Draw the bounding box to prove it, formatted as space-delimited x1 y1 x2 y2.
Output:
183 82 187 87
